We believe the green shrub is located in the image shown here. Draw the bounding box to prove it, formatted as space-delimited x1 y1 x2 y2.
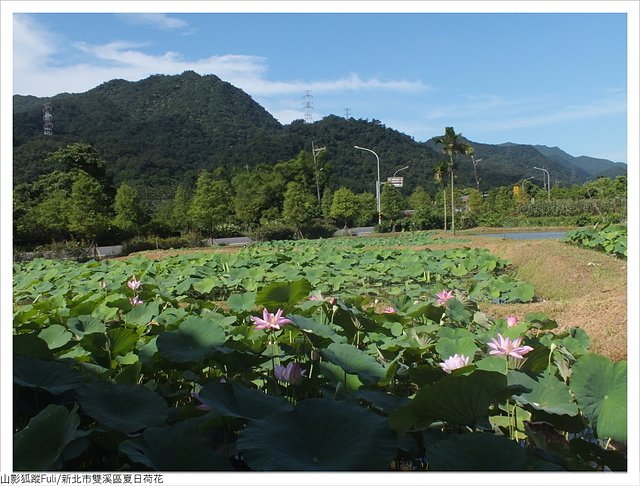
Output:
251 220 297 242
120 233 204 255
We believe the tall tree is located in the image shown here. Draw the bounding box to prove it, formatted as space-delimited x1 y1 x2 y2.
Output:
283 182 319 230
171 184 192 234
67 171 110 242
330 187 360 227
113 183 144 236
190 171 233 239
435 127 472 234
433 160 448 231
45 143 108 184
380 183 406 231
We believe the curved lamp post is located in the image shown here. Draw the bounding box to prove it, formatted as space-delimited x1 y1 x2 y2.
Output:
354 145 381 224
392 165 410 177
533 167 551 199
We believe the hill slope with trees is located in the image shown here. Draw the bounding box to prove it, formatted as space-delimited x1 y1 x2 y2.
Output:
14 71 625 198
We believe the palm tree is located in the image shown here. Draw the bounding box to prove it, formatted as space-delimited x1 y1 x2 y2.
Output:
433 160 448 231
435 127 472 234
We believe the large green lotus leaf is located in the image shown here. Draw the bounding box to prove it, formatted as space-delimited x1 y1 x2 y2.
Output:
389 371 516 433
125 301 160 327
38 324 73 350
119 417 233 471
107 327 140 357
236 398 397 470
14 404 81 471
156 316 226 363
569 353 626 441
474 356 508 374
445 300 472 322
426 433 528 471
319 361 363 394
554 327 591 357
508 371 579 416
321 343 386 385
78 382 168 434
66 316 106 337
226 292 256 313
506 282 535 303
13 334 53 359
197 381 293 420
191 277 218 294
356 389 410 414
435 337 478 361
255 279 311 311
289 314 346 343
14 357 84 394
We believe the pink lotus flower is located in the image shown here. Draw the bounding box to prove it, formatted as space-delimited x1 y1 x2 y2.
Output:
487 334 533 359
274 362 306 386
439 354 471 373
436 290 455 306
250 308 293 330
129 296 143 306
127 278 141 290
383 306 397 314
506 316 520 328
308 295 320 301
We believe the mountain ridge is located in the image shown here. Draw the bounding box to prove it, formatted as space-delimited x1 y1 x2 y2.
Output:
13 71 626 194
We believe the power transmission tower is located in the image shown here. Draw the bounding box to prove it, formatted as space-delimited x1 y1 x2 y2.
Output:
43 103 53 135
302 90 314 123
344 108 352 119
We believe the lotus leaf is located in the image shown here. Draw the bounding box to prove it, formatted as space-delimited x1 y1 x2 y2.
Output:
255 279 311 311
14 404 81 471
78 382 169 433
119 417 233 470
426 433 528 470
569 353 626 441
156 316 226 363
508 371 579 416
321 342 386 385
236 398 397 470
14 357 84 394
197 381 293 420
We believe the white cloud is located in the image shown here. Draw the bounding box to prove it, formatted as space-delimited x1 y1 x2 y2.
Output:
117 14 191 31
12 15 57 76
13 16 429 103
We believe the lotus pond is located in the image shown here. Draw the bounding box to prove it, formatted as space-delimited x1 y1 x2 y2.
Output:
13 234 627 471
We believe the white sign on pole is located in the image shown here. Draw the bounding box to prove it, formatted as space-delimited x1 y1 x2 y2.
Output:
387 177 404 187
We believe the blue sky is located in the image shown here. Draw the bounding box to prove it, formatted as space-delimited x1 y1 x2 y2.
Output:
8 5 633 163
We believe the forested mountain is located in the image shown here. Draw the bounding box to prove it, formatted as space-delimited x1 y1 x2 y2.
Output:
13 71 625 196
533 145 627 179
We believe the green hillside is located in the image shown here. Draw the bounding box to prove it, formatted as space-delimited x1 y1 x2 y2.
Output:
13 71 624 195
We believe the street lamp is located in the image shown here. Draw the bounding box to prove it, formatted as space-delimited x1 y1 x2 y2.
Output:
521 176 535 191
354 145 381 224
392 165 410 177
533 167 551 199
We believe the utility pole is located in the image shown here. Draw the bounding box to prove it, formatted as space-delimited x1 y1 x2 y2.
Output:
471 155 482 192
312 141 326 203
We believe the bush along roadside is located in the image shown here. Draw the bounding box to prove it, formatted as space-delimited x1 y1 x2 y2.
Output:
563 224 627 259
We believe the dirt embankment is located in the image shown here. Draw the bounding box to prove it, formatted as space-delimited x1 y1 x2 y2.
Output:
441 234 627 361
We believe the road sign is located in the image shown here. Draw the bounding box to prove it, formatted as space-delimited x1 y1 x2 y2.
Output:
387 177 404 187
